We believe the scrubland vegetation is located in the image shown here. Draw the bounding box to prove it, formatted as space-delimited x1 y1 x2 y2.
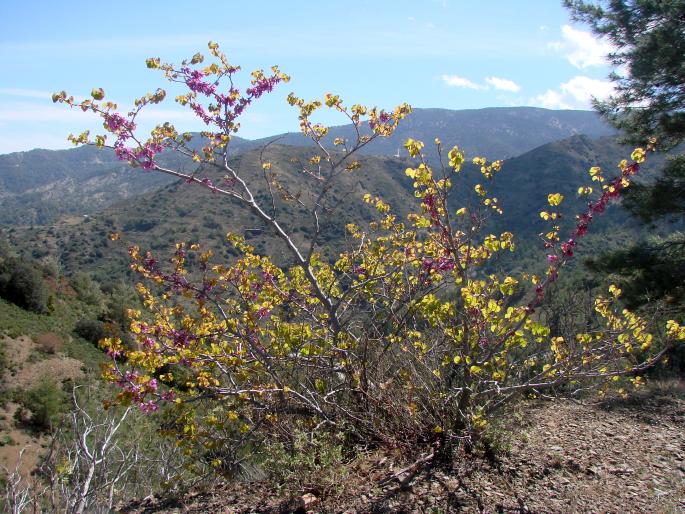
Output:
0 1 684 511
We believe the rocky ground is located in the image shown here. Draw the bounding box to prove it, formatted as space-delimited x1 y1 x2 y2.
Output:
121 380 685 513
0 335 84 475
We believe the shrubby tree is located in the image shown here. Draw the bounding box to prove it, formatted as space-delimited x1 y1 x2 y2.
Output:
74 281 141 350
2 448 46 514
0 259 49 314
565 0 685 312
39 386 189 514
74 319 108 346
15 378 67 432
69 272 105 310
102 280 140 328
565 0 685 147
4 386 191 514
55 43 685 473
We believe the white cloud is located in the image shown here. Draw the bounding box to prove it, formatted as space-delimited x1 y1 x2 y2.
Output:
0 101 201 126
441 74 483 90
531 75 614 109
136 107 204 125
485 76 521 92
561 75 614 104
0 131 76 154
549 25 613 69
442 75 521 93
0 100 211 154
533 89 572 110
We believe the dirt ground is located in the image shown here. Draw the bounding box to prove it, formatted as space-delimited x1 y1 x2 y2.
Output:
120 381 685 513
2 335 84 390
0 335 84 475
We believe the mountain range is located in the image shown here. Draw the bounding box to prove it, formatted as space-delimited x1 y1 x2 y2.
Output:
4 105 673 285
0 107 613 226
254 106 615 159
0 136 256 225
2 137 668 284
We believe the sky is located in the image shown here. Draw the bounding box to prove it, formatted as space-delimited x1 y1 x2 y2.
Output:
0 0 616 154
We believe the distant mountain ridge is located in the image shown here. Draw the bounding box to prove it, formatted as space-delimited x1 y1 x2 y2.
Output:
0 107 613 226
253 107 615 159
0 137 257 225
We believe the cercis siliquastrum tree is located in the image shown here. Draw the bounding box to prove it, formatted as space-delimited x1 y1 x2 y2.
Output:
55 42 684 469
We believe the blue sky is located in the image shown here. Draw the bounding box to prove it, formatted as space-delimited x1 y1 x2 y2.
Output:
0 0 616 154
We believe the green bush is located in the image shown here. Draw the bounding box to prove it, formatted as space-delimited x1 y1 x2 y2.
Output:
0 344 7 381
0 260 49 314
15 378 68 432
69 272 104 309
102 280 140 327
74 318 108 346
263 429 349 498
123 219 157 232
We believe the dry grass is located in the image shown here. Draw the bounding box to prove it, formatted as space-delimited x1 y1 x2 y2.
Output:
0 335 84 474
33 332 63 354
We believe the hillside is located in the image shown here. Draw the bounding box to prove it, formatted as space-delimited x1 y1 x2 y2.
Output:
0 115 678 514
254 107 615 159
0 136 258 226
2 135 680 514
2 135 671 285
0 107 612 227
2 145 416 282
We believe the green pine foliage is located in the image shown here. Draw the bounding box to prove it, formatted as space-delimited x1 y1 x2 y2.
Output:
566 0 685 318
565 0 685 149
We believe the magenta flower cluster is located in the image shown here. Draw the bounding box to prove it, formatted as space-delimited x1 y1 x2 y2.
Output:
246 74 281 98
555 162 640 260
534 161 643 312
172 64 287 134
104 112 135 133
422 256 456 272
183 68 217 96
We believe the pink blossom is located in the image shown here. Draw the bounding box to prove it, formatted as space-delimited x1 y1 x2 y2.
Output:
184 69 217 95
201 177 216 191
435 256 455 271
190 102 212 124
246 75 282 98
161 390 176 401
561 239 576 257
103 113 133 133
139 401 159 413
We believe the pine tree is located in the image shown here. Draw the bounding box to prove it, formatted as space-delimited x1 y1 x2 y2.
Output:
565 0 685 312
